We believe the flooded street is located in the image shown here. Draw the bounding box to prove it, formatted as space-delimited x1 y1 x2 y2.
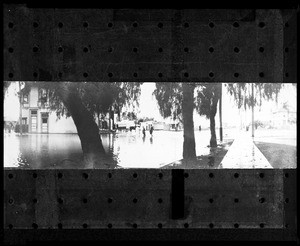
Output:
4 128 236 169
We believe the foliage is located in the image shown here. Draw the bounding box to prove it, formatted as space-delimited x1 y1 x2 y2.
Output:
153 83 183 122
4 81 11 94
21 82 142 120
225 83 284 110
195 83 221 119
254 120 265 129
154 82 221 121
121 111 137 121
154 82 286 119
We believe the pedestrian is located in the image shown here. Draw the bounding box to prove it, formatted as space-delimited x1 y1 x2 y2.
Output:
149 125 154 136
199 125 201 131
142 127 146 137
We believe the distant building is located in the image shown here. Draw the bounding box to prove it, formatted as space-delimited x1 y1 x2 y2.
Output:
159 118 183 131
116 120 136 131
97 111 118 132
272 107 296 129
152 121 165 130
19 86 77 133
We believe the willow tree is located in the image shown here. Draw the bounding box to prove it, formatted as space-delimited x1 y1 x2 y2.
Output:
225 83 286 122
182 83 196 159
80 82 141 129
196 83 288 146
154 82 223 156
154 82 290 160
226 83 285 108
195 83 221 147
154 82 196 160
18 81 142 167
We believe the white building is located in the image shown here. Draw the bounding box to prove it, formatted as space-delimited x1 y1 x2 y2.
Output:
20 87 77 133
272 107 296 129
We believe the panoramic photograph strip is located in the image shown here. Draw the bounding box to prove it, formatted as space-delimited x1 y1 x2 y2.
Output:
4 82 296 169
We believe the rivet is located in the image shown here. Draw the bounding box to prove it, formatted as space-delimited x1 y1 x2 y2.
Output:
233 22 239 28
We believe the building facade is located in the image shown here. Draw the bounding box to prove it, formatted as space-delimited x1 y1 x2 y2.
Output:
20 87 77 134
272 109 296 129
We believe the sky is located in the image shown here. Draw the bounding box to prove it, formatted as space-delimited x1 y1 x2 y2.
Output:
4 82 297 126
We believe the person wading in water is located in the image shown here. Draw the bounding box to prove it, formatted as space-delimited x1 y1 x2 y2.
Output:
149 125 154 136
142 127 146 138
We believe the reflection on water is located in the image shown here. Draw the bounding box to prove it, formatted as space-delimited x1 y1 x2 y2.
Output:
4 129 236 169
4 134 83 169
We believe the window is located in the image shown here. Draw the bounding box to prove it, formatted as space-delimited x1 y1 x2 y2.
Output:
39 89 48 105
22 117 27 125
41 112 49 118
23 94 28 104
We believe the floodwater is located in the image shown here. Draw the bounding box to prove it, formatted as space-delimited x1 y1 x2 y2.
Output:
4 128 236 169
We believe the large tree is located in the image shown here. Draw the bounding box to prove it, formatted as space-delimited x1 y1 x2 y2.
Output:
153 82 196 160
226 83 296 137
195 83 222 147
154 82 292 160
196 83 291 147
79 82 141 129
182 83 196 160
154 82 183 123
80 82 118 128
226 83 285 112
18 81 142 167
154 82 221 156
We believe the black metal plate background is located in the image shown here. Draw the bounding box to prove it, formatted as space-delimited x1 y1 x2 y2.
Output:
3 5 297 244
4 7 297 82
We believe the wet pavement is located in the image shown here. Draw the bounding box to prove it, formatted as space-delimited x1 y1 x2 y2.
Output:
5 127 295 169
161 141 233 169
219 131 272 169
4 128 236 169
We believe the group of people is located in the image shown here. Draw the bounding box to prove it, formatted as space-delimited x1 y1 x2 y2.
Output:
142 125 154 138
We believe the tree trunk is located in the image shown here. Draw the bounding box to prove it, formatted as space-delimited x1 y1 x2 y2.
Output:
210 111 217 147
56 83 106 167
111 110 115 130
182 83 196 160
108 107 112 131
97 112 101 128
19 82 23 135
209 85 221 147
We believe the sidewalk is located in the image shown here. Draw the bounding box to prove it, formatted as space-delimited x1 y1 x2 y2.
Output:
219 131 272 169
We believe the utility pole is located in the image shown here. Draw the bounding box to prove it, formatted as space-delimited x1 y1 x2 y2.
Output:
108 109 111 132
108 106 114 132
252 83 254 138
19 82 23 135
219 83 223 142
